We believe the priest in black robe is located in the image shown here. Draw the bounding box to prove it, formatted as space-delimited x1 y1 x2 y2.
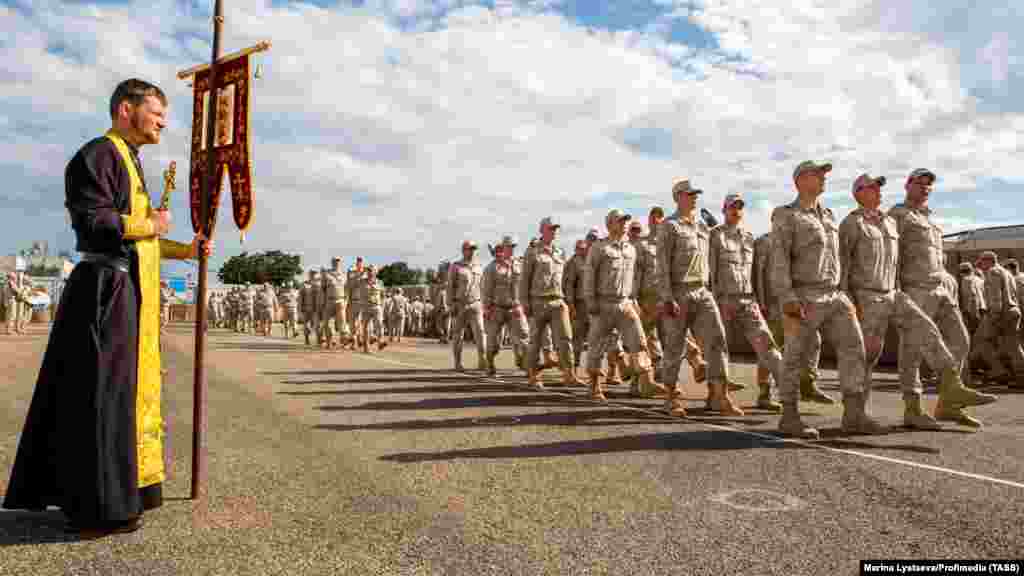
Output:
3 79 211 537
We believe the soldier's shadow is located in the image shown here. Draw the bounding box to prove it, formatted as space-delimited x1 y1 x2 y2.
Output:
0 509 79 546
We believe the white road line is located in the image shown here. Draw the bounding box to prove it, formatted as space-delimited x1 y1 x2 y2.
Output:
343 352 1024 491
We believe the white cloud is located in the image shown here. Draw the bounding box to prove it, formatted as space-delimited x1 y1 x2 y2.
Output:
1 0 1023 273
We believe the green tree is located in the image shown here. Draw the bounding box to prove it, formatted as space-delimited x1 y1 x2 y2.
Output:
424 269 436 285
217 250 302 286
377 261 423 287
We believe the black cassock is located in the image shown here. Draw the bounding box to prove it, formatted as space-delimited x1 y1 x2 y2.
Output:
3 136 151 526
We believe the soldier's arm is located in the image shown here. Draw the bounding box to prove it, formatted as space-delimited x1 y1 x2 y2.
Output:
753 237 767 308
656 222 675 305
482 265 495 308
632 249 645 300
837 214 856 294
770 209 797 307
518 253 534 306
563 259 576 306
446 266 456 306
583 242 598 309
707 228 721 299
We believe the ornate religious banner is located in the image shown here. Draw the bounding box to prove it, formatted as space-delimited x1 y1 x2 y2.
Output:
187 52 254 236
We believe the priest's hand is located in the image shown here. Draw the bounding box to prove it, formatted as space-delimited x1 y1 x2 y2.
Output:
152 209 171 236
190 233 214 259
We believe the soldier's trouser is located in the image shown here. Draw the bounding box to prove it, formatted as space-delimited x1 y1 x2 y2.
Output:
304 311 321 343
768 313 821 381
527 298 573 371
571 301 590 365
436 311 450 339
285 309 299 336
487 307 529 357
323 301 349 344
856 290 954 399
976 309 1024 375
780 291 866 405
4 297 17 332
585 300 649 372
637 295 664 360
662 287 729 388
720 295 783 383
391 315 406 338
349 302 365 343
452 301 486 365
901 284 970 391
360 306 384 343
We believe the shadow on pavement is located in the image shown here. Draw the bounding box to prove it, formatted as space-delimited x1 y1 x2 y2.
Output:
280 376 489 386
262 368 454 376
317 394 580 412
380 429 779 462
0 509 76 546
279 383 535 395
315 408 684 432
211 343 311 352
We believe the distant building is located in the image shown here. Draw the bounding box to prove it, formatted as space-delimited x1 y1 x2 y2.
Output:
943 225 1024 271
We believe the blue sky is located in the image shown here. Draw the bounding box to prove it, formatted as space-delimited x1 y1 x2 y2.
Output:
1 0 1022 276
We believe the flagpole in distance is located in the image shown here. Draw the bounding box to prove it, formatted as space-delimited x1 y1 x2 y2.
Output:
191 0 223 501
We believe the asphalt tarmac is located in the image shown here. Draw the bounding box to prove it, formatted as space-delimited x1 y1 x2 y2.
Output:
1 324 1022 575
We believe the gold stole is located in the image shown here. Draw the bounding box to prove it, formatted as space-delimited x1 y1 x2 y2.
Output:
106 130 192 488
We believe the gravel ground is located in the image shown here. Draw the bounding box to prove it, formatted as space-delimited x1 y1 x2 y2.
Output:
1 324 1022 575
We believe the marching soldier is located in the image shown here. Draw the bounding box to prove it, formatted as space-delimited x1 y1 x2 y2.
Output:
628 216 667 396
974 251 1024 386
563 239 590 369
1007 259 1024 348
300 270 322 346
322 257 350 349
482 235 531 376
709 193 784 412
890 168 996 427
839 174 965 430
346 257 367 350
159 280 172 334
389 287 409 343
281 283 300 339
584 209 658 400
447 240 487 371
658 180 742 418
359 266 388 353
771 161 871 438
958 261 987 372
753 227 829 405
412 296 425 336
434 262 451 343
258 282 278 337
520 218 578 388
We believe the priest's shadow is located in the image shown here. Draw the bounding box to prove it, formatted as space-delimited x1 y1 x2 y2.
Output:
0 508 77 545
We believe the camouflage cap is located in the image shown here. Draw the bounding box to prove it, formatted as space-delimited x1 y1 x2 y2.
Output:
959 262 973 272
649 205 665 218
793 160 832 180
539 216 561 229
907 168 936 183
980 250 998 261
605 208 632 224
1005 258 1019 267
628 220 643 232
462 239 478 250
722 193 745 211
499 234 518 247
331 256 342 262
672 179 700 197
852 173 886 194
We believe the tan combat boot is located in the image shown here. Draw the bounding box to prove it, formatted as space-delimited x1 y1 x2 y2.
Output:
800 372 836 404
778 403 819 439
903 395 942 430
757 380 782 412
528 368 544 389
664 385 687 417
933 397 981 428
486 352 497 376
378 339 388 351
477 354 488 372
587 369 606 402
605 352 624 385
841 393 887 435
711 380 744 416
939 365 997 410
562 366 584 387
691 360 707 385
631 353 666 398
542 350 560 370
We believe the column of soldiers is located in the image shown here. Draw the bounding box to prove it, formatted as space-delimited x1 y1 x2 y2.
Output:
1 271 33 335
